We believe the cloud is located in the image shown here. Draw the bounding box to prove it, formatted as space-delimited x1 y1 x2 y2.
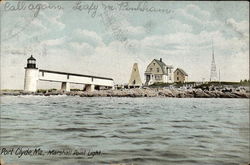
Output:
176 7 204 25
31 19 48 31
40 9 65 30
174 4 221 32
226 18 249 38
99 11 146 40
120 20 146 35
73 29 104 47
185 4 210 20
40 37 65 46
69 42 95 56
220 50 249 81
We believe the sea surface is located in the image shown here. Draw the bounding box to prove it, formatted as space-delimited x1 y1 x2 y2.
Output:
0 96 249 165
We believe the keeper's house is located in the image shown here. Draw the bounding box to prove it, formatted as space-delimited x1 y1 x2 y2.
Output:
174 68 188 83
144 58 173 85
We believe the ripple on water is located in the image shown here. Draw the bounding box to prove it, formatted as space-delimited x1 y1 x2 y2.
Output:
49 127 98 132
0 97 249 165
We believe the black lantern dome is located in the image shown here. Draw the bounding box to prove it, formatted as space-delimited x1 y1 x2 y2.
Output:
27 55 37 68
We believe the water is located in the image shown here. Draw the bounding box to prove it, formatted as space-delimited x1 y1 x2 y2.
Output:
0 96 249 165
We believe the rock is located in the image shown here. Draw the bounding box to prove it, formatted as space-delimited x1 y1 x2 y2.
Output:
233 92 249 98
1 88 249 98
193 89 210 98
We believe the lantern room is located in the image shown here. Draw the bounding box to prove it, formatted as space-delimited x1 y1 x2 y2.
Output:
26 55 37 68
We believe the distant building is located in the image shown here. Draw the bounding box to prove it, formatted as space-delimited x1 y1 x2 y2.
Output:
174 68 188 83
128 63 143 88
144 58 173 85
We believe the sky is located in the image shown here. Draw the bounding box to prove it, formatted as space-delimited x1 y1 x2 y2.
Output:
1 1 249 89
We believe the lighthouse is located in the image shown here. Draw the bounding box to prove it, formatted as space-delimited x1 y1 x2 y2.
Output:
23 55 114 93
24 55 39 92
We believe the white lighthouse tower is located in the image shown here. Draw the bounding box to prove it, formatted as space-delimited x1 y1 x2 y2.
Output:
24 55 39 92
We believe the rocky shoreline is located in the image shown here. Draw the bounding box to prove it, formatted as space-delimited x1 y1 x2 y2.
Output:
1 88 249 98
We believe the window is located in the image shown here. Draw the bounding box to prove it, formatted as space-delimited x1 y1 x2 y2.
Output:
153 63 155 65
150 68 153 71
157 68 159 72
177 71 179 75
134 69 136 71
28 60 35 64
156 75 162 80
177 77 179 81
67 75 69 79
42 72 44 76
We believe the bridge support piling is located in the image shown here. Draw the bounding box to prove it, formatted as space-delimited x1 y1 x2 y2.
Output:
85 84 95 92
61 82 70 92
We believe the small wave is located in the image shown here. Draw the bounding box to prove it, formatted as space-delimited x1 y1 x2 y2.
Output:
196 145 207 148
1 117 16 120
193 135 210 138
208 124 219 128
158 151 188 158
84 112 103 115
119 157 167 163
172 125 192 128
96 122 113 125
80 135 106 138
170 120 193 123
141 127 155 130
51 127 97 132
132 141 152 145
110 135 134 139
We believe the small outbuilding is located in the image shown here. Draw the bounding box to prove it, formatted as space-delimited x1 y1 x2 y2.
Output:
174 68 188 83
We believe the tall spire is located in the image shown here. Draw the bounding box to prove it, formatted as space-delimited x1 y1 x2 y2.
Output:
210 40 217 81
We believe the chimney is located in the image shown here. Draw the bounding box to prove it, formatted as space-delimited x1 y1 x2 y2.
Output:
160 58 162 62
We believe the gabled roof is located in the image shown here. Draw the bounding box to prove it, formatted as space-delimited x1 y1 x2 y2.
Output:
154 59 167 74
175 68 188 76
